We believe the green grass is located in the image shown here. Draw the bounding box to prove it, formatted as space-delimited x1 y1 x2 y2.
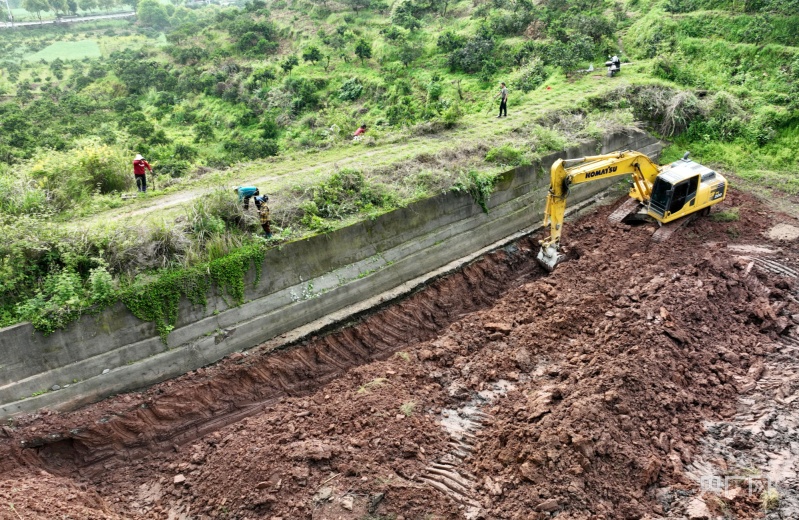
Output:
23 40 102 62
711 207 740 222
662 125 799 195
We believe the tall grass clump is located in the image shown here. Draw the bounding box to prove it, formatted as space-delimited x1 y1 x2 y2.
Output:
25 140 132 211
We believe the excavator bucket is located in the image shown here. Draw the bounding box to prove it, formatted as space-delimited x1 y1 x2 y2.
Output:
536 244 563 272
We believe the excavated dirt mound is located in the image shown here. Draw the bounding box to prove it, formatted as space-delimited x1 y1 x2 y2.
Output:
1 189 797 520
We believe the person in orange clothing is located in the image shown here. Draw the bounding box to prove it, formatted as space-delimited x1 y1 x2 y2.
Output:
133 154 153 192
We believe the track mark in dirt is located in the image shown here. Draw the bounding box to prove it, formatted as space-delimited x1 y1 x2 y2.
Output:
420 380 517 517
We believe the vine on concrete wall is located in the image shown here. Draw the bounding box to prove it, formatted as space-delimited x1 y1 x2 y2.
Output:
122 242 266 343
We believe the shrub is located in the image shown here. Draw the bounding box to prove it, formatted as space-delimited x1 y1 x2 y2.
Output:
437 30 466 53
26 141 131 209
158 158 191 178
441 102 463 128
223 138 279 160
453 170 499 213
173 143 198 161
194 122 215 142
485 144 527 166
448 36 494 73
392 1 421 30
339 77 364 101
301 169 388 224
516 57 547 92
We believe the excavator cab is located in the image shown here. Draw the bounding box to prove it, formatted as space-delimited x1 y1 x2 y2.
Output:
649 175 699 219
648 158 723 223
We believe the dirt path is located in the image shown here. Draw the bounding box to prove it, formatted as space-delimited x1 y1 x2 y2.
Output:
2 188 796 519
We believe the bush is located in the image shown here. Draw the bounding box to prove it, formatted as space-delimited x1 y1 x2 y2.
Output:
437 30 466 53
223 138 279 160
194 122 215 142
448 36 494 73
485 144 527 166
516 57 547 92
453 170 499 213
158 158 191 178
26 141 132 209
338 77 364 101
301 169 388 224
441 102 463 128
173 143 198 161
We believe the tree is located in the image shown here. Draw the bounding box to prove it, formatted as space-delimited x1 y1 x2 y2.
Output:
48 0 67 15
397 40 422 67
302 45 323 65
354 38 371 65
281 55 298 75
78 0 96 12
342 0 370 10
22 0 49 21
194 122 215 143
66 0 77 14
137 0 169 27
251 67 276 86
391 1 421 31
97 0 115 11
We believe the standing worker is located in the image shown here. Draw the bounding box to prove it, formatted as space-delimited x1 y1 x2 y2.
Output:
133 154 153 193
495 82 508 118
254 195 273 239
233 186 260 210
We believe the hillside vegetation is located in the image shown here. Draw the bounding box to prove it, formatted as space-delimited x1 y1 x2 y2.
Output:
0 0 797 335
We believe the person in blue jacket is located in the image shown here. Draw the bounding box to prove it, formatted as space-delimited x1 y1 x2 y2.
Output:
233 186 259 210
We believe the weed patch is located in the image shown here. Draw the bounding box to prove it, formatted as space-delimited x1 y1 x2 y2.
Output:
711 208 740 222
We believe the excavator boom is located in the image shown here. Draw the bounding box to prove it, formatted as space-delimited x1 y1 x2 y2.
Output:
537 151 661 271
536 150 727 271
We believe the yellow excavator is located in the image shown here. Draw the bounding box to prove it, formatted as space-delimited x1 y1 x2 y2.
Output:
536 150 728 271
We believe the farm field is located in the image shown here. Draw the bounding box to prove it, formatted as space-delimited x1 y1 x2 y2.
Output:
23 38 102 60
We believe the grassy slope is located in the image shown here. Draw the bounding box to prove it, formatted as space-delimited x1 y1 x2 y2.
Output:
1 0 797 331
70 66 643 228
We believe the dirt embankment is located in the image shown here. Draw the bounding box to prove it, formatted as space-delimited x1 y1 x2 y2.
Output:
0 189 797 520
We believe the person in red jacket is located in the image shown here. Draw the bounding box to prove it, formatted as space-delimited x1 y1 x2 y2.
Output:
352 124 367 140
133 154 153 193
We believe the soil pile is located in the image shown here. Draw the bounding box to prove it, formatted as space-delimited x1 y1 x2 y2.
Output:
0 189 797 519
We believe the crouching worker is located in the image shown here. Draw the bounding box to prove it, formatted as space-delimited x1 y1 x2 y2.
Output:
254 195 272 239
352 124 367 141
233 185 259 210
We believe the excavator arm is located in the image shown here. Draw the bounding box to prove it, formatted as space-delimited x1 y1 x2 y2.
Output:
536 151 662 271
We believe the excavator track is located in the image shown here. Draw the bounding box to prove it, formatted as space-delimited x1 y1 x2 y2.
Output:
607 198 642 224
651 213 699 242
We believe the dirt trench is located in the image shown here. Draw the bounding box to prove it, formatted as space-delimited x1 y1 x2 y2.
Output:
1 189 798 520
